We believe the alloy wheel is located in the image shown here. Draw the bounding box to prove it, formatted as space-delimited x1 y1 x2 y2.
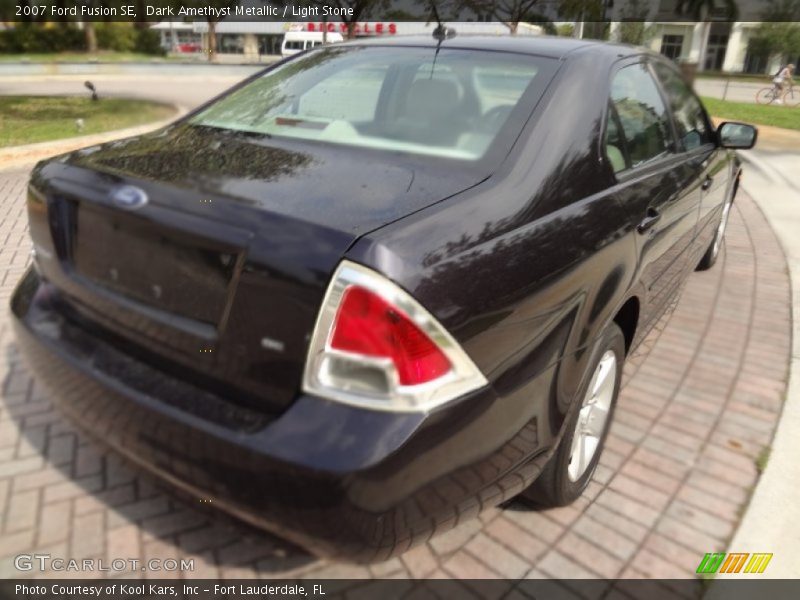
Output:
567 350 617 482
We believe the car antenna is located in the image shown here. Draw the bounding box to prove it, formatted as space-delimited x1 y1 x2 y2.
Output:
428 1 456 78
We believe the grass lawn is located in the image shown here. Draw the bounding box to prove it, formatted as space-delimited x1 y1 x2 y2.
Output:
0 96 177 147
702 96 800 131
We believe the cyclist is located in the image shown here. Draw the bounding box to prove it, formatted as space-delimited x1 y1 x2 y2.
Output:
772 63 795 104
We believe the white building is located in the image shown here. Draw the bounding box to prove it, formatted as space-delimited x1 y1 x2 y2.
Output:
151 22 203 52
609 0 797 74
639 21 788 74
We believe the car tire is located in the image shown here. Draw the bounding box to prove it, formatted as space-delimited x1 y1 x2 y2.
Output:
521 322 625 507
697 183 736 271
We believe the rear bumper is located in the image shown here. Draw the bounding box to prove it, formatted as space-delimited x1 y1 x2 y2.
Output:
11 268 552 561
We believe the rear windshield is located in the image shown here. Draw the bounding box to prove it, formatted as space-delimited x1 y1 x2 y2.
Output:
190 46 555 161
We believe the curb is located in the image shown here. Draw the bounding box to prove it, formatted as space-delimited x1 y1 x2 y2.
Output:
710 149 800 581
0 104 187 172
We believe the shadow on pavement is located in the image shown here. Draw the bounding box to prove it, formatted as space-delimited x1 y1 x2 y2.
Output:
2 339 316 577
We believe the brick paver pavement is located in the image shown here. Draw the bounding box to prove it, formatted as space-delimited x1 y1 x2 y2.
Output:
0 167 791 583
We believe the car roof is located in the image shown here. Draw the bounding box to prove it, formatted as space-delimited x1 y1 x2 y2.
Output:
340 34 643 61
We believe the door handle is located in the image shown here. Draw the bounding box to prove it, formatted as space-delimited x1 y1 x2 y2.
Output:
701 176 713 191
637 208 661 234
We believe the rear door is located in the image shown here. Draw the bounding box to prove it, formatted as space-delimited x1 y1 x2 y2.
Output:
604 59 701 324
650 60 728 268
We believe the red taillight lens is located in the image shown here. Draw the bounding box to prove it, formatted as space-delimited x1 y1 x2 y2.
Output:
330 286 451 385
304 261 488 410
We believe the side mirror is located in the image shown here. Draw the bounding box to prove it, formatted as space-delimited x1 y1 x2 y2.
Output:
717 121 757 149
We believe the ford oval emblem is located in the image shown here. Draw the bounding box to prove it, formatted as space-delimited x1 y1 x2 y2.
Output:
110 185 148 210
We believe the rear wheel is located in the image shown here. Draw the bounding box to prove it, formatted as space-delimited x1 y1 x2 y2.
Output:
697 184 735 271
521 322 625 507
783 88 800 107
756 87 777 105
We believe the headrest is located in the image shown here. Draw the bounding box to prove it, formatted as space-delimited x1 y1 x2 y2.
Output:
405 78 460 119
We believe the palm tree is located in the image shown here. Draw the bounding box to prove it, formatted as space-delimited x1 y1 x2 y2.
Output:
81 0 98 53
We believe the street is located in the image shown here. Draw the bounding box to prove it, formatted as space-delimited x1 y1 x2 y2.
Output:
0 66 781 107
695 77 774 103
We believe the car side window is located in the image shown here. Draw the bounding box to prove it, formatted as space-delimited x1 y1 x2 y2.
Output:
652 62 713 151
604 103 628 173
609 63 672 169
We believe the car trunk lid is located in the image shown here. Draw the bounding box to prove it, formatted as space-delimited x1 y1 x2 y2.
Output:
30 125 488 415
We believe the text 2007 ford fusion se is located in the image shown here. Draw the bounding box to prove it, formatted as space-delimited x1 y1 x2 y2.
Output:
11 36 756 560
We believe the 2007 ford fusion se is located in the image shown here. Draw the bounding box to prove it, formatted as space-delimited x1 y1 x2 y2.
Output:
11 35 756 560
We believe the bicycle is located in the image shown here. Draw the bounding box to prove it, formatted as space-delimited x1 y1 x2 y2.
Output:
756 84 800 107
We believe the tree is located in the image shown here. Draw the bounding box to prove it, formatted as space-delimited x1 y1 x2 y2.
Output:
557 0 608 40
84 22 98 52
459 0 548 34
0 0 35 22
556 23 575 37
526 14 557 35
180 0 237 61
748 1 800 65
616 0 655 46
133 1 152 28
750 24 800 62
82 1 99 52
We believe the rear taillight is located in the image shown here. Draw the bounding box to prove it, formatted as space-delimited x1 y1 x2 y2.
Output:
302 260 487 412
330 286 451 385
